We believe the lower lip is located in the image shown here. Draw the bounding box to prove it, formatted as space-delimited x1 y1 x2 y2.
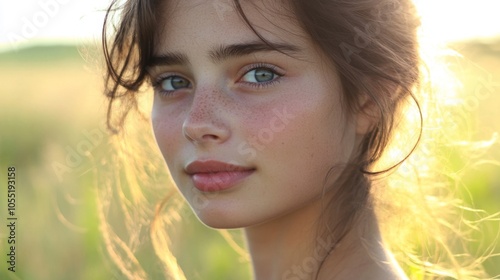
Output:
191 170 254 192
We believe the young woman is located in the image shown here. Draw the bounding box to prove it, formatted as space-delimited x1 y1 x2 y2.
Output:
100 0 492 279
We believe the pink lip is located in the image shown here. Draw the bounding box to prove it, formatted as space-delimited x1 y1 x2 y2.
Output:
185 160 255 192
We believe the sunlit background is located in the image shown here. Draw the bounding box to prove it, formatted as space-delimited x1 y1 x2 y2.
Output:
1 0 500 49
0 0 499 279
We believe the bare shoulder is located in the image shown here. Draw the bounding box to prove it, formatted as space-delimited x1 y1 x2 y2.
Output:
331 267 408 280
355 264 408 280
368 268 409 280
318 255 409 280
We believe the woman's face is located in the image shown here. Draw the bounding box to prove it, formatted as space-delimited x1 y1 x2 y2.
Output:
150 0 365 228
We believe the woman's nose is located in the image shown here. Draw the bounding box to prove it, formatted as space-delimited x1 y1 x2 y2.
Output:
182 89 231 146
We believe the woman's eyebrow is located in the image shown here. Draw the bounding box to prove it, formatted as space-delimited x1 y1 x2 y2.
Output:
148 41 302 68
148 52 188 68
209 41 302 63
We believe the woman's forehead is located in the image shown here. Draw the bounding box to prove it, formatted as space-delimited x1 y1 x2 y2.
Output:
155 0 306 53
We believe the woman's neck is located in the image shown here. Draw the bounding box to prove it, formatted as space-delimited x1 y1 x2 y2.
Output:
244 200 406 280
244 198 324 280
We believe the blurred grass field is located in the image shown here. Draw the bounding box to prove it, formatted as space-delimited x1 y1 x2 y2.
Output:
0 41 499 280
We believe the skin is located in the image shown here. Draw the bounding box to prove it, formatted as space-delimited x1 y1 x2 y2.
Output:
149 0 407 279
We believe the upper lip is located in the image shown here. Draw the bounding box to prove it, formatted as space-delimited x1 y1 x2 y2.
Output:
185 160 255 174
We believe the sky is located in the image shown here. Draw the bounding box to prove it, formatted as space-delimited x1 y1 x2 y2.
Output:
1 0 500 51
0 0 111 50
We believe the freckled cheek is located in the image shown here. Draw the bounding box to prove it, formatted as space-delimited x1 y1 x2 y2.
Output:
151 108 185 160
236 100 301 157
238 106 284 143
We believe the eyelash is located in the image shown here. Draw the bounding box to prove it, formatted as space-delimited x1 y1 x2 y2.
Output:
239 63 284 90
151 73 190 98
151 63 284 97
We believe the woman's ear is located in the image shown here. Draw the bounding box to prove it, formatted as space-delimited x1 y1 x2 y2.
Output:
355 93 379 135
355 78 402 135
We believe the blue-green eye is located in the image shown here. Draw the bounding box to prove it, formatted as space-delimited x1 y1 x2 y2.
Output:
242 68 279 83
161 76 191 91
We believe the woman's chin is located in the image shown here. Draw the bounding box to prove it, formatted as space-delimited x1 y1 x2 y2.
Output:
191 206 251 229
187 199 268 229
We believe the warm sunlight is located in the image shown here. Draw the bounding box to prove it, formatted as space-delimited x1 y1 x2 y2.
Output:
415 0 500 42
1 0 499 51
